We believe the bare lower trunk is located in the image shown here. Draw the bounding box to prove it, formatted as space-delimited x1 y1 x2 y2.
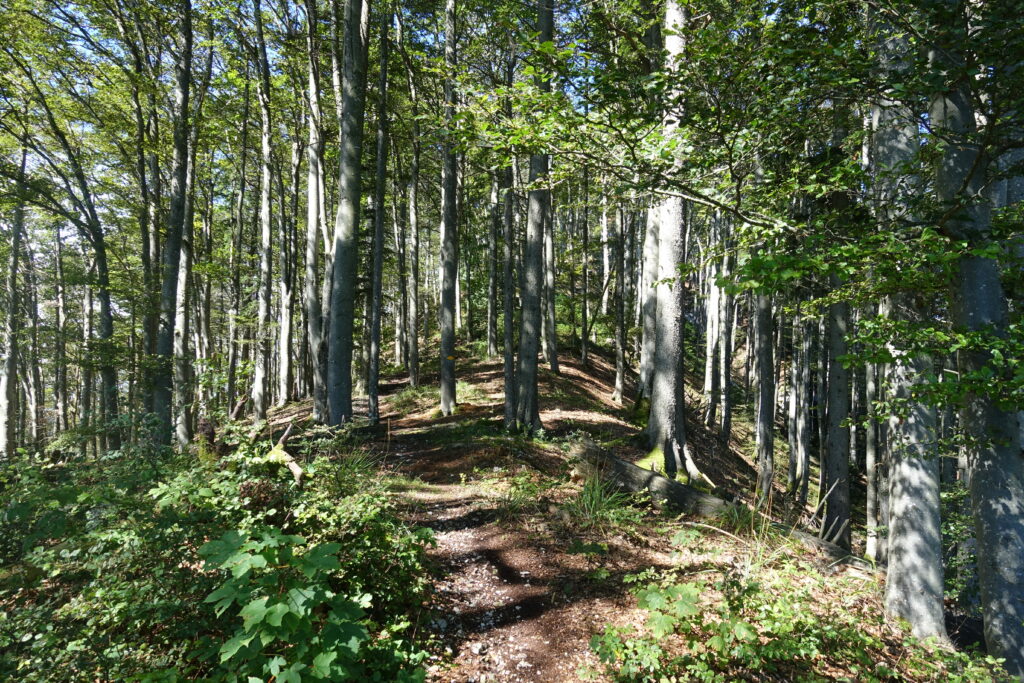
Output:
638 206 659 400
368 8 390 425
327 0 369 424
514 0 553 433
438 0 458 416
822 276 851 550
883 295 946 640
0 150 25 458
543 193 559 373
754 288 774 507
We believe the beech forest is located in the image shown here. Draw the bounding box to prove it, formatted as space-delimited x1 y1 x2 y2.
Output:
1 0 1023 680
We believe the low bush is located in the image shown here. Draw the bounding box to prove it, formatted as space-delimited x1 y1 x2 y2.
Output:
0 431 433 681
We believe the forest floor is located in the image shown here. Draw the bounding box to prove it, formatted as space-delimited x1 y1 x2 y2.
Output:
278 345 992 682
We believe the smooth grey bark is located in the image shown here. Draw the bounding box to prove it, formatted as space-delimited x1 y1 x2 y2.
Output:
487 172 499 358
612 209 626 404
718 236 734 439
501 164 516 428
865 359 881 561
788 308 812 507
393 171 408 367
326 0 369 425
600 195 610 316
648 197 690 479
53 224 68 433
754 287 775 507
543 192 559 373
278 139 302 405
304 0 328 421
173 149 195 447
251 0 274 420
514 0 553 433
702 220 720 427
580 169 590 364
368 7 390 426
438 0 458 416
151 1 192 443
930 15 1024 671
647 0 692 481
153 0 192 444
883 295 946 640
80 267 94 458
0 149 25 458
822 275 851 550
227 75 249 411
407 130 420 387
638 205 659 400
22 248 42 446
398 16 421 388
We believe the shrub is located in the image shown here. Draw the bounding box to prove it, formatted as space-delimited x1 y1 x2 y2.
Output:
0 434 433 681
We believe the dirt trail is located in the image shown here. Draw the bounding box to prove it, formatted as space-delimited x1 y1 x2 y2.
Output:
368 353 710 682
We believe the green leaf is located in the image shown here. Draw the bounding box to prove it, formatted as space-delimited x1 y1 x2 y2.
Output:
239 597 269 630
219 633 254 662
265 602 289 627
733 620 757 642
647 611 677 639
312 650 339 678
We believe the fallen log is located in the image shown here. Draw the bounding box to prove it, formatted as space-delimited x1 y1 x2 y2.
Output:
266 423 304 486
570 439 876 571
572 442 732 518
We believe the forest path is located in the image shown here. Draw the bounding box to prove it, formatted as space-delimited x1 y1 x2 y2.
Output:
364 351 711 682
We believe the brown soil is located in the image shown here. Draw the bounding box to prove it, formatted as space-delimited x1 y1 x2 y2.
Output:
361 348 770 682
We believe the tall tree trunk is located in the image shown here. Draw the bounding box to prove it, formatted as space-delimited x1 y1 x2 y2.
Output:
883 295 946 640
80 271 94 458
581 168 589 364
173 146 195 447
501 163 516 428
648 1 693 481
54 224 68 433
754 288 775 507
822 274 851 550
789 307 812 507
227 75 250 411
514 0 553 433
543 192 559 373
278 139 302 405
865 358 881 561
406 78 421 388
703 219 721 427
438 0 458 416
0 149 25 458
612 209 626 403
487 172 499 358
638 205 659 400
718 233 734 440
930 6 1024 669
368 7 390 425
153 0 192 444
327 0 369 424
251 0 274 420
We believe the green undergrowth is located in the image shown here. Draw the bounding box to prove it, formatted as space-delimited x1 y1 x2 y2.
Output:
585 524 1008 683
0 425 435 681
